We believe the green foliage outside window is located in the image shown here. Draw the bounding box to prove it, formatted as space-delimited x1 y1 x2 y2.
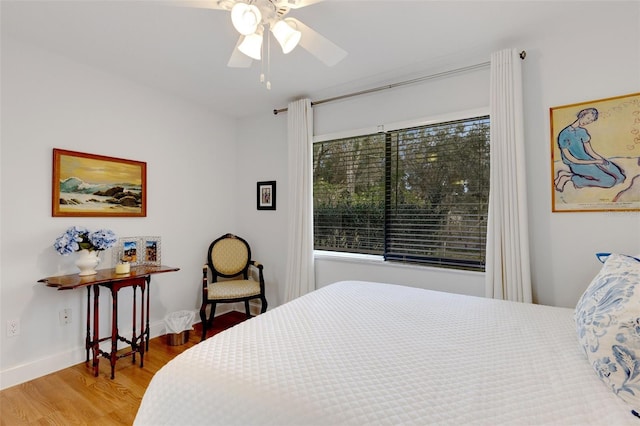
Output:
313 116 490 271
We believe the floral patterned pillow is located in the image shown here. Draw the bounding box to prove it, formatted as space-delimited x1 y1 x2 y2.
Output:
575 253 640 416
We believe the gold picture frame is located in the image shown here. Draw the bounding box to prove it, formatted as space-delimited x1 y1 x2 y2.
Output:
52 148 147 217
550 92 640 212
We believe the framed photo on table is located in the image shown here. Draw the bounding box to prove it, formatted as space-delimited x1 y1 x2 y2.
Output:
113 237 141 266
257 181 276 210
141 236 162 266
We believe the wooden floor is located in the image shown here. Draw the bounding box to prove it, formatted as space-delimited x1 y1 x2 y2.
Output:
0 311 247 425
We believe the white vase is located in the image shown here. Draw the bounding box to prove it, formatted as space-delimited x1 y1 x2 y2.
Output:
75 249 100 276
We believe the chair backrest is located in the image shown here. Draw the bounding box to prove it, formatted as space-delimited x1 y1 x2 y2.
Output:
207 234 251 280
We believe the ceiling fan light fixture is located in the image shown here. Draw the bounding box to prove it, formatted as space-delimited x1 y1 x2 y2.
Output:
271 19 302 54
231 2 262 36
238 27 263 60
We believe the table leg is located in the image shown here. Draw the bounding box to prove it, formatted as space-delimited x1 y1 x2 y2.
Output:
110 286 118 380
145 276 151 351
139 281 146 367
132 284 137 364
85 286 91 363
92 284 100 377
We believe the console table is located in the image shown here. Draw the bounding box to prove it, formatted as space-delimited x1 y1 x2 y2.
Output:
38 265 179 379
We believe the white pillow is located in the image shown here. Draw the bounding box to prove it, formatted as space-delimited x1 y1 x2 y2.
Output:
575 253 640 415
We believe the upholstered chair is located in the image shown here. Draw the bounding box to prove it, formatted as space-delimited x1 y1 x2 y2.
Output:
199 233 267 341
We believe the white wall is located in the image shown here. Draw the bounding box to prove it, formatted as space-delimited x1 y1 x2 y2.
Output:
237 2 640 308
0 39 238 389
235 113 289 306
520 7 640 307
1 0 639 391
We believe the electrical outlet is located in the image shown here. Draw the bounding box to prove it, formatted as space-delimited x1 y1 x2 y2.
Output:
59 308 72 325
7 319 20 337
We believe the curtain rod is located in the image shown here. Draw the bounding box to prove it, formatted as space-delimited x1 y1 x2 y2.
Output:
273 50 526 115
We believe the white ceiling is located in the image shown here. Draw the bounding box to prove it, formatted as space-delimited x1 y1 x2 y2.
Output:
2 1 580 118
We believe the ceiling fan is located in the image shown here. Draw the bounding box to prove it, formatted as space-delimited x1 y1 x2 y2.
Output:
177 0 347 79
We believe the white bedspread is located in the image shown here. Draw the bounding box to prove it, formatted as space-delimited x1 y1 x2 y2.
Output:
135 281 636 425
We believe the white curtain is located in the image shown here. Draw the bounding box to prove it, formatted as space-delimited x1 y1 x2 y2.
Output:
284 98 315 302
485 48 533 303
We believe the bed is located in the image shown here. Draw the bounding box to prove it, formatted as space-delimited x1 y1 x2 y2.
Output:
135 256 640 425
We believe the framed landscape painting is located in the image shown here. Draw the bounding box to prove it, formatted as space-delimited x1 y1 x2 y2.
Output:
52 149 147 217
550 92 640 212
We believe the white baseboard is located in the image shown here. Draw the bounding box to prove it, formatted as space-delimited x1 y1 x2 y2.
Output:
0 307 246 390
0 346 86 391
1 318 169 391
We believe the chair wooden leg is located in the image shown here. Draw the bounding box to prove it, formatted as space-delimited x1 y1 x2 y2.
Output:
199 303 208 342
201 303 218 341
261 296 268 313
244 300 251 318
208 303 217 327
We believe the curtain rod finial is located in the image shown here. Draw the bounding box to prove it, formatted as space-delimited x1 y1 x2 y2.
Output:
519 50 526 60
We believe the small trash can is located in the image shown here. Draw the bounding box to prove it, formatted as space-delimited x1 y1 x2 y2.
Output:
164 310 195 346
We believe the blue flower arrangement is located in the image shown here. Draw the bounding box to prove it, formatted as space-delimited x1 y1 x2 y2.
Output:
54 226 117 255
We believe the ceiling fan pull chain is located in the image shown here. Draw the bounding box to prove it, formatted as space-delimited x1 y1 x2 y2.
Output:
260 30 266 84
266 29 272 90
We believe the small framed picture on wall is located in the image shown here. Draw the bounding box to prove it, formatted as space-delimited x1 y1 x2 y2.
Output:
257 181 276 210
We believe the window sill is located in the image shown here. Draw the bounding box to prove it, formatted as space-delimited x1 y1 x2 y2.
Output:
314 250 383 263
313 250 484 277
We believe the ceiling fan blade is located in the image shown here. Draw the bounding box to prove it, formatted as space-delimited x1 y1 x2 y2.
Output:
227 36 253 68
163 0 235 10
276 0 324 9
288 18 347 67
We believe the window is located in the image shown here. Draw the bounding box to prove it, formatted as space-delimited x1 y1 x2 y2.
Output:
313 115 490 272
